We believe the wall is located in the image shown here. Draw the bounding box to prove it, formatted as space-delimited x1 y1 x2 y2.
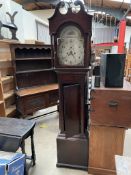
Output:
32 10 115 44
31 10 118 44
31 9 55 25
0 0 50 43
125 26 131 49
1 1 131 46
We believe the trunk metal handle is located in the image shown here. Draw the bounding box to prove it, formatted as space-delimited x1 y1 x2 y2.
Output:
108 101 119 107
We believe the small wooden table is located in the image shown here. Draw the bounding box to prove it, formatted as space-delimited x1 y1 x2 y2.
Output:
0 117 36 175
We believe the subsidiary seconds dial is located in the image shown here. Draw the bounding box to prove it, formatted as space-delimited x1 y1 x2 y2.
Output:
57 25 84 66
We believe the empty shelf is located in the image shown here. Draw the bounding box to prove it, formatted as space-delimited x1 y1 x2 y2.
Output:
4 90 14 99
16 68 53 74
1 76 14 83
6 105 16 116
17 83 59 97
15 57 51 60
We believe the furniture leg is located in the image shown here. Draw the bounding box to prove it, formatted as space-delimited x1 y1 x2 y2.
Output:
21 141 28 175
21 140 26 154
31 130 36 166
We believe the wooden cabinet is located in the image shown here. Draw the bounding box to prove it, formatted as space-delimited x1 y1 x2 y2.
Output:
10 44 58 116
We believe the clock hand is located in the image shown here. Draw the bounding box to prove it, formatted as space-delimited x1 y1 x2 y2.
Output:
68 50 73 56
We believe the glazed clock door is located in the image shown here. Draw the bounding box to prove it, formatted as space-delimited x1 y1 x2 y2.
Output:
57 25 84 66
63 84 81 138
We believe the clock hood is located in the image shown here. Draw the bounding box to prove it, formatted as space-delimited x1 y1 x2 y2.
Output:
49 0 92 35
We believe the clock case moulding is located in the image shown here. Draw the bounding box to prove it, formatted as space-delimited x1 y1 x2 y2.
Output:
49 0 92 170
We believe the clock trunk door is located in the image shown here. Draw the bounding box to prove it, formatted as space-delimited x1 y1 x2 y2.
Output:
63 84 81 137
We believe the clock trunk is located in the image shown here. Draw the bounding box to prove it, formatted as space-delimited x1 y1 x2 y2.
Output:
56 72 88 169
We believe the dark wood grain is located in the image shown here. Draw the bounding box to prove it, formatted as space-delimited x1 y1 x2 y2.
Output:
88 125 125 175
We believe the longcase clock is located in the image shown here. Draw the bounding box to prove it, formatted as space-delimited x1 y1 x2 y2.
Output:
49 0 92 169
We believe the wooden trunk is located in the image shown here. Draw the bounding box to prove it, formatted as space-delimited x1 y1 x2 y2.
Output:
88 125 125 175
90 80 131 127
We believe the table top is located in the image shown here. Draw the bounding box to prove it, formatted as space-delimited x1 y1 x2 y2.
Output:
92 78 131 91
0 117 36 138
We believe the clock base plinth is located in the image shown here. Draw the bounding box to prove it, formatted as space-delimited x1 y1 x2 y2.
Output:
56 134 88 170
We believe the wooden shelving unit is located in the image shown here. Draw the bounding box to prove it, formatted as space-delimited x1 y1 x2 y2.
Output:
125 54 131 82
0 40 18 117
0 73 16 117
11 44 58 116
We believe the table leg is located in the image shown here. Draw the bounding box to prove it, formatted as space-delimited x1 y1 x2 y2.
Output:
21 141 28 175
21 140 26 154
31 129 36 166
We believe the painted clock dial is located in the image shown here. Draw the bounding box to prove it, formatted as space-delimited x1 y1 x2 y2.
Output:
57 25 84 66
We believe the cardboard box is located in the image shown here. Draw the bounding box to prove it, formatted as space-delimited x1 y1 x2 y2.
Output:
0 151 25 175
115 155 131 175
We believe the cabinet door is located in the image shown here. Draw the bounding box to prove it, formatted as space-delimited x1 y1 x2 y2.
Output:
63 84 81 137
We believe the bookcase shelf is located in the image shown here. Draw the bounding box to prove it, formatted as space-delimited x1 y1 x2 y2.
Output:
16 68 54 74
11 44 58 116
17 84 58 97
15 57 52 61
1 76 14 83
6 105 16 117
4 90 14 100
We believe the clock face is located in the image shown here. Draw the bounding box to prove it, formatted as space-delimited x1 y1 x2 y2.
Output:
57 25 84 66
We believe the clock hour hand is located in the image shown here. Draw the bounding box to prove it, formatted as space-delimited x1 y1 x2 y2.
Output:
67 50 75 57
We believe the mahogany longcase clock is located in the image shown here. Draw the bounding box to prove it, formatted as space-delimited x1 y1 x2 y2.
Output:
49 0 92 169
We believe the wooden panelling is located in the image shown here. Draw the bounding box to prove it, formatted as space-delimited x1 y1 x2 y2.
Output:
88 125 125 175
17 89 58 115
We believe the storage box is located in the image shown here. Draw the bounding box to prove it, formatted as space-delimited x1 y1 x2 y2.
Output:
115 155 131 175
100 53 126 87
0 151 25 175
